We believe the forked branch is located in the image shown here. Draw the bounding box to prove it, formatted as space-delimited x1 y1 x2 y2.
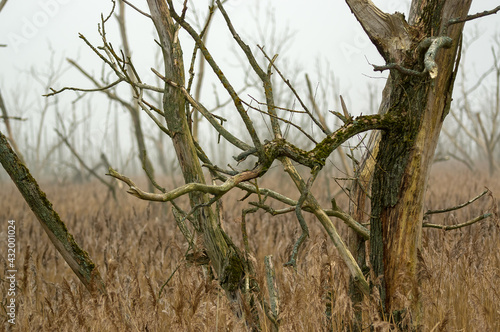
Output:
424 189 489 217
423 213 492 230
107 165 265 202
423 189 495 230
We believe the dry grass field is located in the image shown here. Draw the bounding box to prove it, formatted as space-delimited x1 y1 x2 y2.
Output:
1 163 499 331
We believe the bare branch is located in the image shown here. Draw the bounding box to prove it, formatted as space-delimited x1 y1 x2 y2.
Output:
165 0 263 154
0 0 8 13
327 202 370 240
424 189 489 217
423 213 492 230
122 0 152 18
284 167 320 267
152 68 252 152
447 5 500 28
0 116 26 121
137 99 172 137
102 0 116 24
107 164 265 202
45 78 124 96
372 62 426 76
258 45 329 136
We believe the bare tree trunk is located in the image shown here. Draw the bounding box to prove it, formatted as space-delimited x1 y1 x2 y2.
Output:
0 130 106 294
346 0 472 328
146 1 259 328
117 1 155 191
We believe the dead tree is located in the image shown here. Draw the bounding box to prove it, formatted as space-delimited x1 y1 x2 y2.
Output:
44 0 499 330
443 39 500 175
347 0 499 328
49 1 156 191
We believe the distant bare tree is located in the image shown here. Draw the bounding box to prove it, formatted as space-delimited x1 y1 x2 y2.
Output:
443 37 500 175
49 0 157 191
0 88 24 164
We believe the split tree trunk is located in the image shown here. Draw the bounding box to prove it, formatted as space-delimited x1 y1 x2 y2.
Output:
347 0 472 327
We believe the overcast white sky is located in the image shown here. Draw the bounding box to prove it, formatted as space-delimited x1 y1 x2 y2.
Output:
0 0 499 172
2 1 497 105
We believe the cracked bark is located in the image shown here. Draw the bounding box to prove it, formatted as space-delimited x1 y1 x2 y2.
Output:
346 0 472 328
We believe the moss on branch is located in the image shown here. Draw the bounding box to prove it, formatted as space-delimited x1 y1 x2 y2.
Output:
260 114 403 170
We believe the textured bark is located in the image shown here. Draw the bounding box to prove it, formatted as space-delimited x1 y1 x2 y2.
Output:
348 144 377 331
0 131 106 294
347 0 472 327
146 1 257 327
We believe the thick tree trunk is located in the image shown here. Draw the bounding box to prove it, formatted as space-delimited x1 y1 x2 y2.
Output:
146 1 259 328
347 0 472 328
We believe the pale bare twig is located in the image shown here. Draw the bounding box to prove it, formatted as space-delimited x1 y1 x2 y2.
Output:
107 164 265 202
55 129 117 200
122 0 151 18
242 98 317 144
45 78 124 96
151 68 252 152
424 189 489 217
446 5 500 31
166 0 263 153
258 45 329 136
423 213 492 230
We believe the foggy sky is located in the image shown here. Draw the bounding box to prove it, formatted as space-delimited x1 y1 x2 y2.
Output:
0 0 499 171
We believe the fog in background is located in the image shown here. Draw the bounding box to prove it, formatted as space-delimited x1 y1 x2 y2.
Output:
0 0 499 180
